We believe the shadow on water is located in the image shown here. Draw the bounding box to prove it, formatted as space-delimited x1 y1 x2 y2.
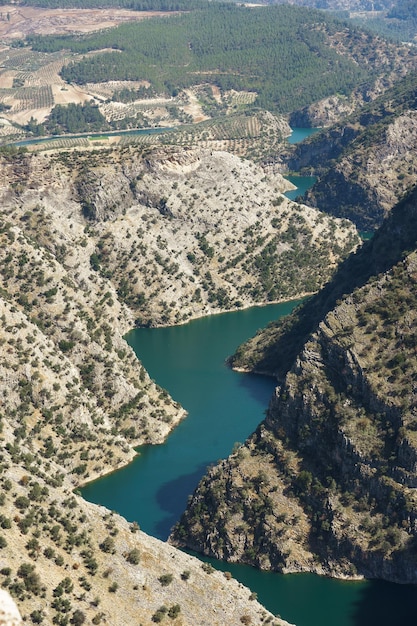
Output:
83 298 417 626
155 462 212 540
235 369 277 407
351 579 417 626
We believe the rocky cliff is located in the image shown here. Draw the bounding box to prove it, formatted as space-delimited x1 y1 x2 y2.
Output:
2 145 358 327
170 185 417 584
284 72 417 230
0 140 360 625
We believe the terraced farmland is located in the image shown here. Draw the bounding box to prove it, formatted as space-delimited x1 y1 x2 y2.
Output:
13 84 54 111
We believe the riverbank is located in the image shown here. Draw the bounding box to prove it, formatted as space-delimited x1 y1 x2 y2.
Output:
82 301 417 626
11 125 175 149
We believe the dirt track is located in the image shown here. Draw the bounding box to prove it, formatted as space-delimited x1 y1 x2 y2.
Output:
0 5 174 40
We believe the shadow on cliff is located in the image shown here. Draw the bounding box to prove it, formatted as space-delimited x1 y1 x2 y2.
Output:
155 461 212 540
351 579 417 626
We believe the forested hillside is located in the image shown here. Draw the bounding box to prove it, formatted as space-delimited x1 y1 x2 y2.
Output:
27 5 415 113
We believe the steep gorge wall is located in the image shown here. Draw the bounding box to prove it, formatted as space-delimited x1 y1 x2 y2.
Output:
283 71 417 230
170 188 417 584
0 145 310 624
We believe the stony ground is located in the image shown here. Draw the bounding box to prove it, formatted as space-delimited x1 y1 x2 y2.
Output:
0 5 172 40
0 139 361 625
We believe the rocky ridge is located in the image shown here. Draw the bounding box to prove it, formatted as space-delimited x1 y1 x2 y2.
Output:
0 140 361 624
169 185 417 584
301 110 417 229
285 72 417 229
37 144 359 326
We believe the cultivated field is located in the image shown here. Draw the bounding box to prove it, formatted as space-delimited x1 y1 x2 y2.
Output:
0 5 174 40
0 5 290 158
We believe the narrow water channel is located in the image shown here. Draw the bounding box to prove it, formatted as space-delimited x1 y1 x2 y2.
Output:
287 128 320 144
82 301 301 540
82 302 417 626
81 127 416 625
284 175 317 201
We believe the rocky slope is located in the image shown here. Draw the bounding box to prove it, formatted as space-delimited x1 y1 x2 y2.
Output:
0 451 290 625
289 37 416 129
284 72 417 230
0 140 361 624
12 144 357 327
170 185 417 584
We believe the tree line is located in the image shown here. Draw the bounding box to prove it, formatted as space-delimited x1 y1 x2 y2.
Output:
27 4 376 114
26 101 108 135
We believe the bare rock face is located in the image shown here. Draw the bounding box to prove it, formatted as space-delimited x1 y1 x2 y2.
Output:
303 110 417 229
285 70 417 231
0 591 22 626
0 145 359 327
0 145 304 625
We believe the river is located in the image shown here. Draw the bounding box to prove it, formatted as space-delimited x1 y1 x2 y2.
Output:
287 127 320 144
284 175 317 201
81 128 414 625
82 302 417 626
82 301 301 542
285 127 319 201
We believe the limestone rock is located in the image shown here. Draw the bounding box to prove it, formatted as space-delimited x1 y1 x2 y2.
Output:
170 186 417 584
0 591 22 626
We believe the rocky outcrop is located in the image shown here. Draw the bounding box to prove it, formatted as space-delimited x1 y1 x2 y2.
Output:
170 185 417 584
284 124 359 172
0 145 358 328
229 184 417 378
0 591 22 626
302 110 417 229
284 73 417 230
0 145 304 624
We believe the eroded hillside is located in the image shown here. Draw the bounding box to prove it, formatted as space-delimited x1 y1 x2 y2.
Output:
170 186 417 584
285 73 417 230
1 145 358 327
0 142 360 623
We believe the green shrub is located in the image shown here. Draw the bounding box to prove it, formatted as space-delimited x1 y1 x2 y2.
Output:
158 573 173 586
99 536 115 554
126 548 140 564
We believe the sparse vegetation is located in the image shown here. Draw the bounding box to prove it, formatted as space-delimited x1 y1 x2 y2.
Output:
171 186 417 582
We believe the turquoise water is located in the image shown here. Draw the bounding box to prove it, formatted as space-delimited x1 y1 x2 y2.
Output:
82 300 301 539
287 127 320 144
359 231 375 241
195 556 417 626
82 302 417 626
284 128 319 201
284 174 317 201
